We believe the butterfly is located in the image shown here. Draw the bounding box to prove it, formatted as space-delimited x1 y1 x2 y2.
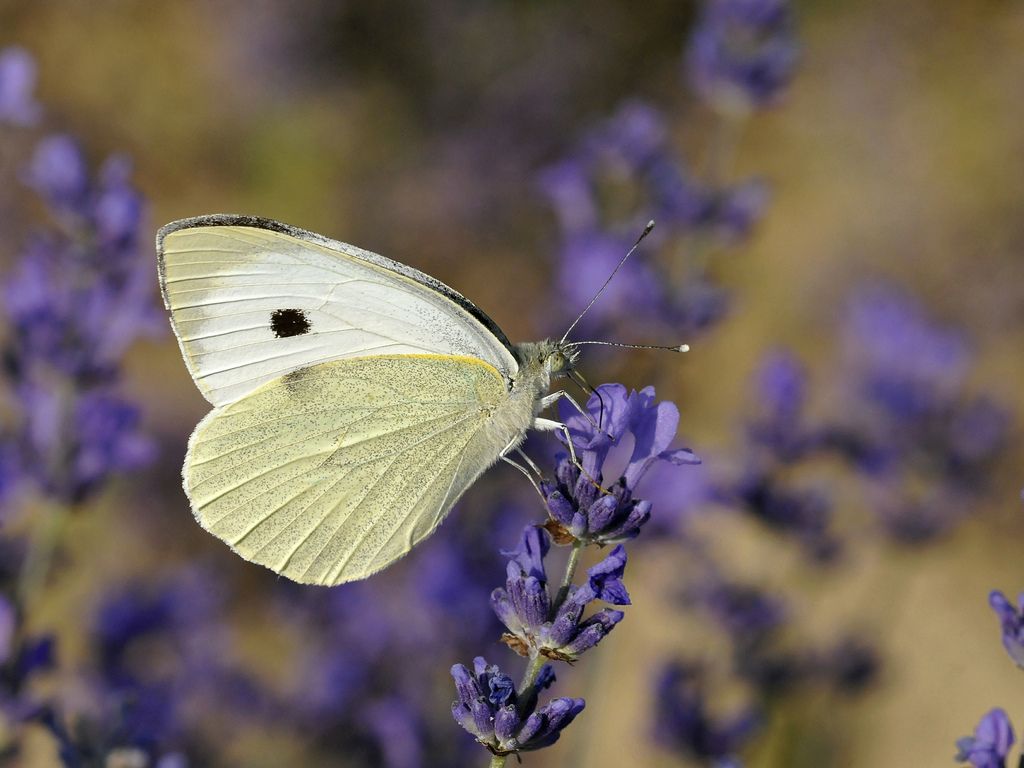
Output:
157 215 654 586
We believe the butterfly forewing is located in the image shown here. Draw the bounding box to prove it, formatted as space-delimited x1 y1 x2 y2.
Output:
185 354 510 585
158 216 519 406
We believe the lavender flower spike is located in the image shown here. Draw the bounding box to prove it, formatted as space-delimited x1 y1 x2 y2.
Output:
492 526 629 661
989 591 1024 668
542 384 698 545
0 47 41 126
955 708 1015 768
687 0 799 114
450 657 584 756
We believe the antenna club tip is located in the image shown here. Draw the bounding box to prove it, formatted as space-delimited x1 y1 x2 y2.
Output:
643 220 655 235
678 344 690 353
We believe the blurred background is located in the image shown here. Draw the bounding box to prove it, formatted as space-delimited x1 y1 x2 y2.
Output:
0 0 1022 766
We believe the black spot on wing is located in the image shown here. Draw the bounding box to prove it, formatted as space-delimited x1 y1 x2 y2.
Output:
271 308 311 338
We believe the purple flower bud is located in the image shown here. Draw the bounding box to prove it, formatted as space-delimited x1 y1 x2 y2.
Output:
687 0 799 114
955 708 1015 768
584 546 631 605
25 135 89 208
493 528 629 662
450 657 582 755
544 384 696 546
989 591 1024 668
0 47 41 126
561 610 624 656
0 596 15 665
503 525 549 581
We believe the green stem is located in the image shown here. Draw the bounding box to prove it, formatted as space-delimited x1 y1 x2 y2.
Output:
516 652 547 701
488 755 506 768
18 500 71 606
552 540 585 613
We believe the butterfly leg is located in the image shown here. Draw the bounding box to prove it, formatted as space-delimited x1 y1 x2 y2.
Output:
538 390 603 434
533 416 609 496
500 452 547 504
514 447 543 477
532 417 580 467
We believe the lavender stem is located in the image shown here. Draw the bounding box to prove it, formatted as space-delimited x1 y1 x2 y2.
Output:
516 652 547 701
494 539 587 767
18 499 70 605
552 540 585 612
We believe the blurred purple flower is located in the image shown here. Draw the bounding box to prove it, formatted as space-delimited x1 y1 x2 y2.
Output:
687 0 799 113
841 284 971 422
450 656 584 755
745 349 812 460
723 284 1010 551
713 355 839 558
989 591 1024 669
819 637 879 694
69 393 155 502
830 284 1011 543
691 577 786 640
24 135 89 208
0 441 19 507
1 134 160 503
270 507 523 765
713 179 771 242
68 568 260 764
542 384 698 545
725 471 837 561
956 708 1015 768
363 698 424 768
0 47 41 126
654 662 758 764
539 101 768 336
492 526 628 661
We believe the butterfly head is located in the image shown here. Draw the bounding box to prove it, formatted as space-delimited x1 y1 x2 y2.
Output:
546 340 579 378
516 339 579 379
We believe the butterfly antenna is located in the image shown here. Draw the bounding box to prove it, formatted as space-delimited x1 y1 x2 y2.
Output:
559 220 656 344
568 340 690 353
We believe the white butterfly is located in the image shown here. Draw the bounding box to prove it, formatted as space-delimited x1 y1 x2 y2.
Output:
157 215 606 586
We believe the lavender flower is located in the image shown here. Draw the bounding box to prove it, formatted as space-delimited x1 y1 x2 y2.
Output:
725 471 837 561
273 507 526 766
0 47 40 126
0 594 56 727
686 0 799 113
831 284 1010 543
492 526 629 661
541 384 698 545
841 283 971 423
956 708 1016 768
1 134 159 503
691 577 786 641
538 102 768 336
745 349 811 460
989 591 1024 669
450 657 584 756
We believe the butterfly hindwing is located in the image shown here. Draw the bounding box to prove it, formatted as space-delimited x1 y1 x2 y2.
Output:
157 215 519 407
184 354 510 585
